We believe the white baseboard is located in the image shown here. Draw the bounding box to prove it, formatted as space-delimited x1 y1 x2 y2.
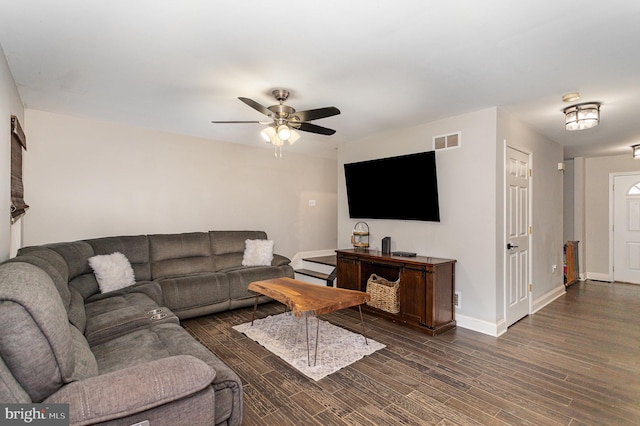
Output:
585 272 611 282
455 314 506 337
532 284 566 314
456 285 565 337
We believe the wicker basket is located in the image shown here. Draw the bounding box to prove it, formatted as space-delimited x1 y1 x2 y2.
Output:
365 273 400 314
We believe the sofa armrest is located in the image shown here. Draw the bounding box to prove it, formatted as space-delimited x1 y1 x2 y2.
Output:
45 355 215 425
272 254 291 266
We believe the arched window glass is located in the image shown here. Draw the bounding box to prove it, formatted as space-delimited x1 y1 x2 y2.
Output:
628 182 640 195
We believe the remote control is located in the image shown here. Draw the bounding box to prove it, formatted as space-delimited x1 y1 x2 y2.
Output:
392 251 417 257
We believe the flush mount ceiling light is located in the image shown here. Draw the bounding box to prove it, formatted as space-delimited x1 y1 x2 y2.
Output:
632 144 640 159
563 102 601 131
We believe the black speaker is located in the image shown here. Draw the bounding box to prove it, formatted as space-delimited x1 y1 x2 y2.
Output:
382 237 391 254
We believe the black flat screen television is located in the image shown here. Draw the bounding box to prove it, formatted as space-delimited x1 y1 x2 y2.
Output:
344 151 440 222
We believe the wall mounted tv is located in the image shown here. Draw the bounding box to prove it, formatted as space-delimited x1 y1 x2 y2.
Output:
344 151 440 222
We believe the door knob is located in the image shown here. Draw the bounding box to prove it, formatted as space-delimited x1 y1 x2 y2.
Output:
507 243 518 250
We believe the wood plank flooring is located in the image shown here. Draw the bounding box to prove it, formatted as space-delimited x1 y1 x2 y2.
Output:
182 280 640 425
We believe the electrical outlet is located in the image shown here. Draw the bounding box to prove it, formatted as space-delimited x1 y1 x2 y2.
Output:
454 291 461 309
552 264 557 273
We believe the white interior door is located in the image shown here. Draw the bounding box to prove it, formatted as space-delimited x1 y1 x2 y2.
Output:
613 173 640 284
505 147 531 327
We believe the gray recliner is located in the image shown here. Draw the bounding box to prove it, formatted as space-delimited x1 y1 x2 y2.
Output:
0 262 222 425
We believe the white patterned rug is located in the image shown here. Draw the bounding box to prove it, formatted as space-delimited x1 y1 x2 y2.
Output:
233 312 385 381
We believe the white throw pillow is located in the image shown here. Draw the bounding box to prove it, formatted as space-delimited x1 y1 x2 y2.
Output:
242 239 274 267
88 252 136 293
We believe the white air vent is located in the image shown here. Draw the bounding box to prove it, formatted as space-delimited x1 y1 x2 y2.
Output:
433 132 461 151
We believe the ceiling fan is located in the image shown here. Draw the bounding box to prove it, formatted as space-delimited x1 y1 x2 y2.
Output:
212 89 340 156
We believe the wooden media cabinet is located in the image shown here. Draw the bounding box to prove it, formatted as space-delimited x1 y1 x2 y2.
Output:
335 249 456 335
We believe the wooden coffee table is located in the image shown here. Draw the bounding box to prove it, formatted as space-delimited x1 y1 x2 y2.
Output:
248 277 371 366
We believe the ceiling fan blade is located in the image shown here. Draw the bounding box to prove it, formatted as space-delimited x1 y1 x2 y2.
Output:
292 107 340 122
211 120 266 124
296 122 336 135
238 97 273 117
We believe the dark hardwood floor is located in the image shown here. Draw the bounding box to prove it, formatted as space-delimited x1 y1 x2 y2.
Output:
182 280 640 425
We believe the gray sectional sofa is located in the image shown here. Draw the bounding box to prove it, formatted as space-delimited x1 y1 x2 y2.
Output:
0 230 294 425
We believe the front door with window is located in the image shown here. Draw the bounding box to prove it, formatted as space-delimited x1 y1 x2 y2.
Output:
613 173 640 284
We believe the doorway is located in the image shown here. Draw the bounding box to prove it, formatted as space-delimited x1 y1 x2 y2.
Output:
505 146 532 327
611 172 640 284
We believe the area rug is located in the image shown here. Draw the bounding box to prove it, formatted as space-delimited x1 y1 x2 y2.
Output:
232 312 385 381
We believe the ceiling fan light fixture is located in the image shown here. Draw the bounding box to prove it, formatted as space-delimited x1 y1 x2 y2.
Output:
277 124 291 141
288 129 301 145
260 126 275 142
564 102 600 131
271 134 285 158
213 89 340 158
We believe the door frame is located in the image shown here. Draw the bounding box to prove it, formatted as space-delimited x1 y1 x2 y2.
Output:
503 143 533 327
608 171 640 282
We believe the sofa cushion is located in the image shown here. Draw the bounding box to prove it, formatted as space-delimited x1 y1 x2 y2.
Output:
69 325 99 379
45 241 95 280
85 280 163 307
149 232 213 279
86 235 152 281
84 306 178 346
272 253 292 266
69 273 100 301
210 230 267 271
85 292 159 319
0 262 97 402
157 273 230 314
16 246 69 280
226 265 295 301
67 287 87 333
0 355 31 403
89 252 136 293
14 249 88 332
92 323 242 426
44 355 216 426
7 253 71 311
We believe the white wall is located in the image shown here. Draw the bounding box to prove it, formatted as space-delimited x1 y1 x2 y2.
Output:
0 43 24 261
339 108 500 328
583 154 640 279
338 107 564 336
22 110 337 258
497 109 565 321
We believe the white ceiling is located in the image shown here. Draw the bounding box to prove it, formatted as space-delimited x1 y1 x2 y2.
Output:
2 1 640 160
